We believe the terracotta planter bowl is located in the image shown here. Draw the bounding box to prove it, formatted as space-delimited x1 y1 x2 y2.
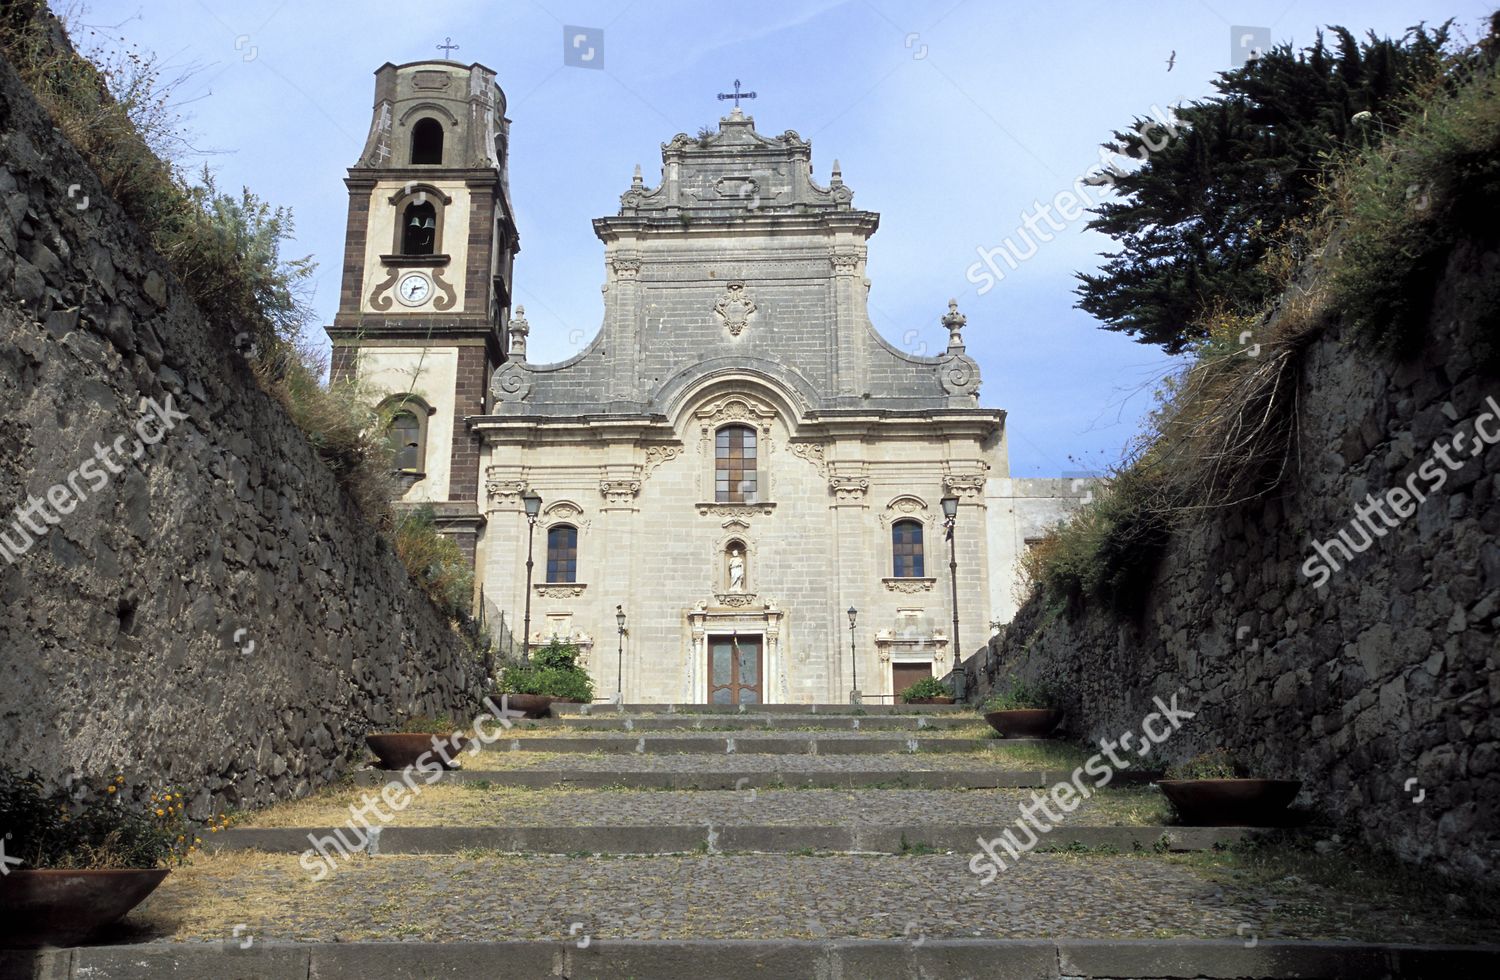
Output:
904 696 955 705
984 708 1064 738
503 693 556 718
0 868 169 947
1158 778 1302 826
366 733 470 770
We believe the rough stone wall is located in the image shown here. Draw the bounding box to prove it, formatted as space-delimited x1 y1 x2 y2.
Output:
0 51 486 815
965 242 1500 882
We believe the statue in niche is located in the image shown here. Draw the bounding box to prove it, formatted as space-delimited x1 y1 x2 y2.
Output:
728 547 746 592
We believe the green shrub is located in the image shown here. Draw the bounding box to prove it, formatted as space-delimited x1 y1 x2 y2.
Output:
983 678 1054 710
899 677 952 702
500 640 596 701
0 767 229 869
1165 749 1244 780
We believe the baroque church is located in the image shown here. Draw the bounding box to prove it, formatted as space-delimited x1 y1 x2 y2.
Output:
328 59 1089 704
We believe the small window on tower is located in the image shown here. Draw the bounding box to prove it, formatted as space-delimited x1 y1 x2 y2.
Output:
410 117 443 164
402 201 437 255
388 410 423 473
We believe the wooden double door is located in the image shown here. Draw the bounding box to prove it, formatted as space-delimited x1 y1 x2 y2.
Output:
708 635 762 704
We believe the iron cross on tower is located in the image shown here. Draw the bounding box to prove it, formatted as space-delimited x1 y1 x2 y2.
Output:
437 37 460 57
717 79 757 109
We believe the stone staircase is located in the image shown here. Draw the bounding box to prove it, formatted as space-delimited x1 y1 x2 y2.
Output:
11 705 1498 979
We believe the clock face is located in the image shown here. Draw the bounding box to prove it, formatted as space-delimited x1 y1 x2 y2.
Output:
396 272 432 307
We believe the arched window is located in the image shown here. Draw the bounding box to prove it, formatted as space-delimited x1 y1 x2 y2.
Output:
546 525 578 583
715 425 757 503
892 519 924 577
410 117 443 164
402 201 437 255
388 410 423 472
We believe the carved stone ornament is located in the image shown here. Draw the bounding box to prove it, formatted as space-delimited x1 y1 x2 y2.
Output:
829 476 869 503
611 254 643 280
830 248 863 274
485 476 528 508
600 480 642 506
883 577 937 594
696 502 775 518
714 281 757 338
644 445 683 479
535 584 587 598
942 473 986 499
789 441 827 477
940 353 981 397
714 593 758 608
491 361 532 403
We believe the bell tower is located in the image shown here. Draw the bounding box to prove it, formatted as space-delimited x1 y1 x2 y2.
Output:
327 59 519 566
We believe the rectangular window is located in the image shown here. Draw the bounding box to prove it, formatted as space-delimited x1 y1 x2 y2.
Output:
715 426 758 503
546 526 578 583
892 520 924 577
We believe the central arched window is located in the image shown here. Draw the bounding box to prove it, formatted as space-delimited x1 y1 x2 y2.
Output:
402 201 437 255
410 117 444 164
546 525 578 583
388 410 423 472
715 425 757 503
892 519 924 577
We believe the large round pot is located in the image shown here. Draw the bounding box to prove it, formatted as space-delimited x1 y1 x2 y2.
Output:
503 693 556 718
984 708 1064 738
1157 779 1302 826
366 733 470 770
0 868 169 946
903 696 955 705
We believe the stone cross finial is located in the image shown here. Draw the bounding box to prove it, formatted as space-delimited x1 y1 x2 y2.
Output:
508 305 530 361
830 159 843 187
942 298 967 349
631 164 643 188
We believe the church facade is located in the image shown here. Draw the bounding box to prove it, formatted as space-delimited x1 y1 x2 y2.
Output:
329 59 1091 704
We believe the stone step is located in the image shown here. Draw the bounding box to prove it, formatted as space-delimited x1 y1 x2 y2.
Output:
216 823 1242 856
18 939 1495 980
477 733 1007 754
516 714 983 731
553 702 967 716
357 766 1162 790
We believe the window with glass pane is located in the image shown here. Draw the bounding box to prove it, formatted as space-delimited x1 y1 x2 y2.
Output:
892 519 924 577
546 525 578 583
389 412 422 472
715 425 757 502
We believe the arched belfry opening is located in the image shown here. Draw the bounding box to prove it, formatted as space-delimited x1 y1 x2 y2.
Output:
410 117 444 164
402 201 437 255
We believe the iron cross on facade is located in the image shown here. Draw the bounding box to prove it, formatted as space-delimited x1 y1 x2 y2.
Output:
716 79 756 109
437 37 460 57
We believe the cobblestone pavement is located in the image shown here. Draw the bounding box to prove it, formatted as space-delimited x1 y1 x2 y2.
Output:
451 748 1087 773
237 786 1168 829
132 851 1492 945
495 727 996 740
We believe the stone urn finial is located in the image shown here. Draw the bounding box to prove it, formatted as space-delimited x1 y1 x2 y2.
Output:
942 298 967 349
508 305 530 361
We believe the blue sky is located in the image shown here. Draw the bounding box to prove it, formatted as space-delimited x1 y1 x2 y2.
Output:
74 0 1495 475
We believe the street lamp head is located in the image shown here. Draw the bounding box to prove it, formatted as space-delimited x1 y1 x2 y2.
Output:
847 606 857 627
522 491 542 519
940 495 959 520
616 604 626 632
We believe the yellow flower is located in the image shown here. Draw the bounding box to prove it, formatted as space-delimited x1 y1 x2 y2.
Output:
106 785 117 794
115 775 125 784
155 808 165 817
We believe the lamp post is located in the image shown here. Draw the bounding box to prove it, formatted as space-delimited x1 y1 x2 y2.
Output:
520 491 542 663
941 494 963 701
847 606 858 704
615 605 627 706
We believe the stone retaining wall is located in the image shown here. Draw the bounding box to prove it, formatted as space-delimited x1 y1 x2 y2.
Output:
0 48 486 815
965 242 1500 882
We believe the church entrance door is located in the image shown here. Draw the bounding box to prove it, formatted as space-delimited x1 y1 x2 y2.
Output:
891 661 934 698
708 635 762 704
